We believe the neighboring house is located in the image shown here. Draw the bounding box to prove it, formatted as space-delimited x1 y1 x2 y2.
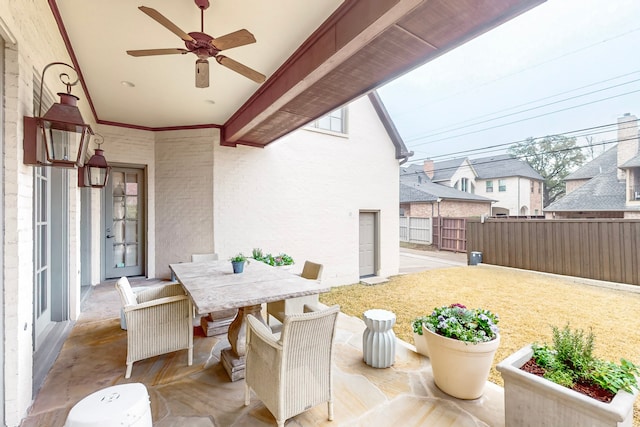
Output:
400 154 544 218
400 168 493 219
470 154 544 217
544 113 640 219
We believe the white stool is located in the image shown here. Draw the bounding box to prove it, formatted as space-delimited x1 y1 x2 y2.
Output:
64 383 152 427
362 309 396 368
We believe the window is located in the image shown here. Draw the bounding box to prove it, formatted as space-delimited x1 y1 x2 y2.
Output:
531 182 534 193
460 178 469 192
486 181 493 193
538 182 542 194
309 108 347 134
499 179 507 192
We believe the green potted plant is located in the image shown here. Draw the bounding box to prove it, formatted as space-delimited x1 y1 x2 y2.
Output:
229 253 248 274
412 303 500 399
252 248 294 267
497 324 639 427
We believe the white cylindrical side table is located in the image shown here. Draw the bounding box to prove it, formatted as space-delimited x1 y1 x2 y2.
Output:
64 383 152 427
362 309 396 368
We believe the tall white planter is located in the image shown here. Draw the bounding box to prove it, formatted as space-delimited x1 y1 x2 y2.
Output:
412 331 429 358
497 345 639 427
424 328 500 399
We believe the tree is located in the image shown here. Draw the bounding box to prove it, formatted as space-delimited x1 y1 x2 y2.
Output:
508 135 585 206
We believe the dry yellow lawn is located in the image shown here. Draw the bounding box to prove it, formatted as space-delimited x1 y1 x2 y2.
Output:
320 265 640 425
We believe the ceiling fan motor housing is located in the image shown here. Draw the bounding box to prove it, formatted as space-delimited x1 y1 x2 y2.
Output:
186 32 220 58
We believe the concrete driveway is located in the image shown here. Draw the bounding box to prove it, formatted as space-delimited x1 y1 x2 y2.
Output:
399 247 467 274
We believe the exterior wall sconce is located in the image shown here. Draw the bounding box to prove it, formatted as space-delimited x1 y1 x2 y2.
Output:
78 134 111 188
23 62 94 168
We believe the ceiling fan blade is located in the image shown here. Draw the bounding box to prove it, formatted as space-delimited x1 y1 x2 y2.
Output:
138 6 195 42
127 48 189 57
216 55 265 83
211 29 256 51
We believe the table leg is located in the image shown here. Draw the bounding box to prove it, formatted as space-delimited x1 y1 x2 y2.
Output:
221 304 264 381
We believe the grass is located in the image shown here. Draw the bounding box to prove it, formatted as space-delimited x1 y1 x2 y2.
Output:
319 265 640 425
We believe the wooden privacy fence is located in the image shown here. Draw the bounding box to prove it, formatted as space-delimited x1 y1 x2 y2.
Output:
467 218 640 286
433 217 467 252
399 216 432 244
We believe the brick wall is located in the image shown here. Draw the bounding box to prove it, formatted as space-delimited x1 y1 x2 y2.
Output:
0 0 86 423
438 200 491 218
154 129 214 278
212 96 400 285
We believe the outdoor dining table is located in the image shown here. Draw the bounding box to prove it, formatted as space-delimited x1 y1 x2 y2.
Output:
169 259 330 381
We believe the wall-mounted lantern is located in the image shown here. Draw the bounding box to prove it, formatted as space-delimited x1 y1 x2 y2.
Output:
78 134 111 188
23 62 93 168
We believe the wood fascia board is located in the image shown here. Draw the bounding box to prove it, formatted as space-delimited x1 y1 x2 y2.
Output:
367 90 412 160
222 0 424 145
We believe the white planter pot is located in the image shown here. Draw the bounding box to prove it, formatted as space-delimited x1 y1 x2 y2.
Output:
412 331 429 358
424 328 500 400
496 345 639 427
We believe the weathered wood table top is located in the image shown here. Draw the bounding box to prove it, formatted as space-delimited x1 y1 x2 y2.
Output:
169 260 330 315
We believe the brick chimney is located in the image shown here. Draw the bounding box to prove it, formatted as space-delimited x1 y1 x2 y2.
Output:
617 113 639 180
423 159 434 179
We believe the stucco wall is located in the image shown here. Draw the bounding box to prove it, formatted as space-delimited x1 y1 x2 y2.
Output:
476 176 540 216
213 96 400 286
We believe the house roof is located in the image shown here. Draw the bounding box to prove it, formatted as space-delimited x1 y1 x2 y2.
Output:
619 152 640 169
432 158 467 182
367 91 413 163
470 154 543 180
564 146 618 180
400 181 494 203
544 170 639 212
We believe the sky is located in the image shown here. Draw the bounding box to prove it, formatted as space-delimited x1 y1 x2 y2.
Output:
377 0 640 165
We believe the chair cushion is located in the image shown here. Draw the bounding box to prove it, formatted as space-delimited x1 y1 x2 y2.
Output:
115 277 138 306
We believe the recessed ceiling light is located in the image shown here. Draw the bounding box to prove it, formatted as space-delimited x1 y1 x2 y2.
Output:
205 99 216 105
120 81 135 87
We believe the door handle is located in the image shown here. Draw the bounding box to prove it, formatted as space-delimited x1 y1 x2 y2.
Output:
106 234 115 239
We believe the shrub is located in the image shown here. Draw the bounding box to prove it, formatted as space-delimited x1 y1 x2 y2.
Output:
532 324 639 394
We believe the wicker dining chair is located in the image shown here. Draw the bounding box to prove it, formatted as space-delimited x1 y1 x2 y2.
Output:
266 261 323 325
115 277 193 378
245 304 340 427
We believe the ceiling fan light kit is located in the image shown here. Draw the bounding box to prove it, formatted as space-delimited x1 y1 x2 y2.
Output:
195 59 209 88
127 0 265 88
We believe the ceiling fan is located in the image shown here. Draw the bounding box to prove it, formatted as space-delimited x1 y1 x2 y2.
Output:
126 0 266 88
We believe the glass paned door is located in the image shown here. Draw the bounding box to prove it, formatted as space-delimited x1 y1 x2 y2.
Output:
105 167 145 278
34 166 52 349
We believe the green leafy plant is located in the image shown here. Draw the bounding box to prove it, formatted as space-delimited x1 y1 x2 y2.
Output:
252 248 294 266
531 324 639 395
229 253 248 263
412 303 499 344
252 248 264 261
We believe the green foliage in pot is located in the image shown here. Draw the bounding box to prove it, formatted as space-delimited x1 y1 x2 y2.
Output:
252 247 294 266
531 324 639 395
229 253 248 263
411 303 499 344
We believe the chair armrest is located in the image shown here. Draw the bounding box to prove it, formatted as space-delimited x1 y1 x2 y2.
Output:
247 315 282 351
136 283 185 303
124 294 190 312
303 302 327 313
